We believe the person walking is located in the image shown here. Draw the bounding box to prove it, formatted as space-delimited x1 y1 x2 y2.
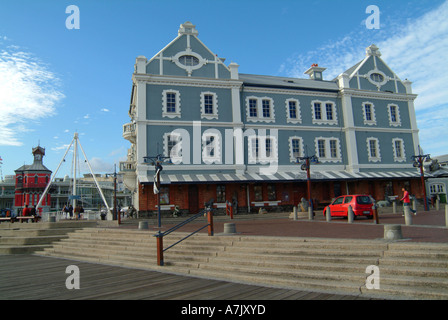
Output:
401 188 417 215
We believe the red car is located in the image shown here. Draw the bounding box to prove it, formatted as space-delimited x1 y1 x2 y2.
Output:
323 195 374 219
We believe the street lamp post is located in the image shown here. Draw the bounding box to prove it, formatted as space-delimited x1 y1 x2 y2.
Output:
144 154 172 229
411 145 431 212
296 146 319 211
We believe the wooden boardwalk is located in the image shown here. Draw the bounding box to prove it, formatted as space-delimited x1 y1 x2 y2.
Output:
0 254 368 301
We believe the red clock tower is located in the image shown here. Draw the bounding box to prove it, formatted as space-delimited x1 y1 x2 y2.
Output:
14 146 52 215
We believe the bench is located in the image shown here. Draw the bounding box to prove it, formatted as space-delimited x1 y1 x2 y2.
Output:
13 216 40 223
0 217 12 223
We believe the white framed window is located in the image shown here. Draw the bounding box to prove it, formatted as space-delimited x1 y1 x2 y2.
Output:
314 137 342 163
285 99 302 124
311 100 337 125
388 104 401 127
392 138 406 162
200 92 218 120
429 183 445 194
202 131 221 164
163 132 182 163
248 136 278 164
289 136 304 162
366 137 381 162
246 96 275 123
162 90 181 118
362 102 377 126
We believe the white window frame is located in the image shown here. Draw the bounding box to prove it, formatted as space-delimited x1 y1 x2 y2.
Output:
289 136 304 163
311 100 337 125
314 137 342 163
429 183 445 194
202 131 222 164
163 132 183 163
366 137 381 162
285 98 302 124
246 96 275 123
392 138 406 162
362 102 377 126
388 104 401 127
200 92 218 120
162 89 181 118
248 136 278 164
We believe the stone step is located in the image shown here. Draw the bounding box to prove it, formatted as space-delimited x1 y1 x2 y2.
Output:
378 257 448 269
32 227 448 300
0 235 68 245
0 228 78 237
186 268 362 296
223 245 385 258
383 250 448 260
0 244 53 254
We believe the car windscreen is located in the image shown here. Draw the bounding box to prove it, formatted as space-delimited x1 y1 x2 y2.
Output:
356 196 372 204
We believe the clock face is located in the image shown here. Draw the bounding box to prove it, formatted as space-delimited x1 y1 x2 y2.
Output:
35 154 42 161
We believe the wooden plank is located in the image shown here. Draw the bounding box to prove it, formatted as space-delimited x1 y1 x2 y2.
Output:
0 255 358 300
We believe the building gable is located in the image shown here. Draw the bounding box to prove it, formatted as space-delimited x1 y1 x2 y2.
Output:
346 44 407 94
145 22 231 79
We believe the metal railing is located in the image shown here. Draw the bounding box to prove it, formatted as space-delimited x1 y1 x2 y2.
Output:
154 205 214 266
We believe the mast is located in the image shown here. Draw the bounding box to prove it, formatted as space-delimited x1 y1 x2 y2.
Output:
36 132 111 219
73 132 78 209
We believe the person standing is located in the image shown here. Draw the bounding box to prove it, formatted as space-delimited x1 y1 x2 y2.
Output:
401 188 417 215
22 204 31 216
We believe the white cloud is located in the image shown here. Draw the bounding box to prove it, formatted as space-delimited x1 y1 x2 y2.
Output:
51 144 71 152
280 1 448 156
0 46 64 146
100 108 110 112
80 157 114 173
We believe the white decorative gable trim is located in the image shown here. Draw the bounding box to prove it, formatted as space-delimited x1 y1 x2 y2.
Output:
172 50 208 77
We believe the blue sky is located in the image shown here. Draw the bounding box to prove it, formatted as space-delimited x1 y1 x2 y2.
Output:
0 0 447 178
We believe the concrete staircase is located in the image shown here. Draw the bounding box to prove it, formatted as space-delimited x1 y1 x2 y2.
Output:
34 227 448 300
0 221 97 254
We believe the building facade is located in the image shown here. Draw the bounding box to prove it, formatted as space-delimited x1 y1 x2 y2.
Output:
13 146 52 214
120 22 425 215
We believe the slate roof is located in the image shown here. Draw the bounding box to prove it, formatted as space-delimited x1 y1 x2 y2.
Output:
14 161 51 173
239 73 339 92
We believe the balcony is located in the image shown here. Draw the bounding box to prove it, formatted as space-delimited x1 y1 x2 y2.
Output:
123 122 136 143
119 161 137 192
119 161 136 172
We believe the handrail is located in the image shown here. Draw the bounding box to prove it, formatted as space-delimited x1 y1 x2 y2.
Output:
154 206 214 266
